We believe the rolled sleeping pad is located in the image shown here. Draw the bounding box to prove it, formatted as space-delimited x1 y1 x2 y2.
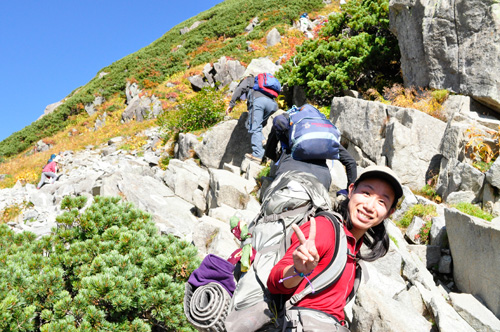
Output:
184 282 231 332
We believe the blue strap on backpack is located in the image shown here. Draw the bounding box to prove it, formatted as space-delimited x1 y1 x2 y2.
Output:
287 104 341 161
253 73 281 98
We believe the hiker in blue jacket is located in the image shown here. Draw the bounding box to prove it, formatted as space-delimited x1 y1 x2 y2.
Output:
227 75 278 164
264 112 357 191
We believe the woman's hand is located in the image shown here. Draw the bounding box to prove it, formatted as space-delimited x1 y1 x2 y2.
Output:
291 217 319 275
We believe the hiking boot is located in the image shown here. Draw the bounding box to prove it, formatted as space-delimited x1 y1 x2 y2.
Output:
245 153 262 164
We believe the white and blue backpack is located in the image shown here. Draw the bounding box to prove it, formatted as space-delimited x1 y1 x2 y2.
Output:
287 104 341 161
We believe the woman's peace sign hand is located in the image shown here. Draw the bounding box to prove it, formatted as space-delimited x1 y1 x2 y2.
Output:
291 217 319 275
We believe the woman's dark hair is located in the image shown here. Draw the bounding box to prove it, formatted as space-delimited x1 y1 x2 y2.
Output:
337 193 390 262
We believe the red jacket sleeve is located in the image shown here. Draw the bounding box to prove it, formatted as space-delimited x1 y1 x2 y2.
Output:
267 216 336 295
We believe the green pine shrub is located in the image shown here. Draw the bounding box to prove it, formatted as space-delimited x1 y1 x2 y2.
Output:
452 202 493 221
0 195 201 332
158 87 225 139
397 204 437 228
258 165 271 179
277 0 401 104
388 234 399 248
416 184 442 204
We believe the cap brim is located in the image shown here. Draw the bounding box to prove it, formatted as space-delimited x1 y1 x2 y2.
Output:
355 169 403 202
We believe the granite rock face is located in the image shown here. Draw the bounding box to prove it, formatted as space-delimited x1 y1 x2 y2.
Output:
390 0 500 114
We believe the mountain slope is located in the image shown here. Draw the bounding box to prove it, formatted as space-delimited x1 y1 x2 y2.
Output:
0 0 327 159
0 0 337 187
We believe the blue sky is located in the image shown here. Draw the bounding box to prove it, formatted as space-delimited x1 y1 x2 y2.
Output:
0 0 224 142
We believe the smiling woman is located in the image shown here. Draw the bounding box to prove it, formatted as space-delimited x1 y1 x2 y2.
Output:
347 178 395 239
267 165 403 331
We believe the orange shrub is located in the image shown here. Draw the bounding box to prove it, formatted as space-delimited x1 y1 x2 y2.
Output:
143 79 159 89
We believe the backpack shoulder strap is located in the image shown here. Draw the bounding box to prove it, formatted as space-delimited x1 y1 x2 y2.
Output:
287 211 348 306
345 259 365 305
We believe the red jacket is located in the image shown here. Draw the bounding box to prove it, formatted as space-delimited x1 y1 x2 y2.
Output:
42 161 57 173
267 215 362 322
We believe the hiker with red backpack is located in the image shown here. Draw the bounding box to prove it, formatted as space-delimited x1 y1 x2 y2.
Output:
267 165 403 331
227 73 281 164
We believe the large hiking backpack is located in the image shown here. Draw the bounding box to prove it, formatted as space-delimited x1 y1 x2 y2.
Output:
287 104 341 161
253 73 281 98
223 170 351 332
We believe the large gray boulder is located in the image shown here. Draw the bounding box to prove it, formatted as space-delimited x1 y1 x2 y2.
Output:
438 113 471 162
416 281 476 332
85 96 105 116
390 0 500 114
192 215 239 259
98 170 198 240
195 117 253 169
486 158 500 190
121 96 152 122
363 247 407 298
484 159 500 217
188 75 209 91
195 110 277 169
331 97 446 189
175 133 200 161
241 57 282 78
126 81 141 104
206 168 256 210
38 100 63 120
212 56 246 89
439 104 500 162
445 208 500 318
331 97 394 162
351 283 433 332
436 158 485 201
441 95 500 127
266 28 281 47
384 108 446 189
164 158 210 208
35 139 51 153
449 293 500 332
193 57 246 90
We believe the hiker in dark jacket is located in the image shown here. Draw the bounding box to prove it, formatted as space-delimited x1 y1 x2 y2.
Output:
264 112 357 190
227 76 278 164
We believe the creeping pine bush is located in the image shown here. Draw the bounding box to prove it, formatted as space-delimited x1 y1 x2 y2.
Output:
452 202 494 222
397 204 437 229
277 0 401 104
157 87 225 139
0 196 201 332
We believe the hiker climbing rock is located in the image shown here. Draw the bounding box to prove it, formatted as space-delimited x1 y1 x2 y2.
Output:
267 166 403 331
265 104 357 191
36 155 62 189
226 73 280 164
